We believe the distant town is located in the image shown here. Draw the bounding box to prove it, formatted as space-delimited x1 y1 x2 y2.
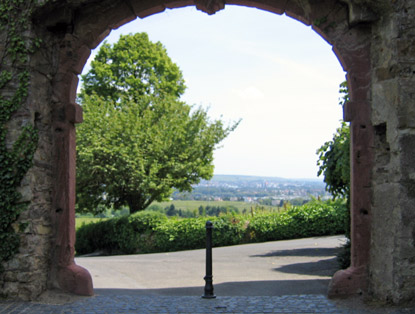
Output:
172 174 331 206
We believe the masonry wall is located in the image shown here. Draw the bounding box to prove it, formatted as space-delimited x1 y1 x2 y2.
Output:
369 0 415 303
0 18 56 300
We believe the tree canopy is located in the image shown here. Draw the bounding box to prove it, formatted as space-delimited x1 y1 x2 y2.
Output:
316 81 350 199
76 33 238 214
80 32 186 102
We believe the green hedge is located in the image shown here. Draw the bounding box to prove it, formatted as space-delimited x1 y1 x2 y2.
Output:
247 200 347 242
152 215 246 252
76 211 167 255
75 199 347 256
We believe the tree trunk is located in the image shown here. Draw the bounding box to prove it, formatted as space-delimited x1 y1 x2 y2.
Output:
126 194 145 214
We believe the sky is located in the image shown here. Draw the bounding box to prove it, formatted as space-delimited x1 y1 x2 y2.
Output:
79 5 346 179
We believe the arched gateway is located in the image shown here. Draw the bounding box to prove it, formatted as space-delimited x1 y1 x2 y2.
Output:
1 0 414 304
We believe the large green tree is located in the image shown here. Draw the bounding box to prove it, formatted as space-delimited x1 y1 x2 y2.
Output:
76 33 238 214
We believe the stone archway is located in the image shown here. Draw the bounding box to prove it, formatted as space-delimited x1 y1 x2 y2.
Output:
2 0 415 304
40 0 374 298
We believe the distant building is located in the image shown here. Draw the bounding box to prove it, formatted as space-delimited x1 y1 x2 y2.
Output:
271 199 280 206
244 197 254 203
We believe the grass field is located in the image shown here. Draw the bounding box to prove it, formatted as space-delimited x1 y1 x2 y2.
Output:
153 200 280 213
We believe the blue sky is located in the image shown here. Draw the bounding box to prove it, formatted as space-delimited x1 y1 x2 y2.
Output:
80 5 346 179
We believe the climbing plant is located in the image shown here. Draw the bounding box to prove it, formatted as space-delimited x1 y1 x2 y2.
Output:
0 0 40 273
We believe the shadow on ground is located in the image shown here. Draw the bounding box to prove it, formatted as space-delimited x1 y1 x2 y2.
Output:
94 279 331 297
250 247 341 258
273 257 339 277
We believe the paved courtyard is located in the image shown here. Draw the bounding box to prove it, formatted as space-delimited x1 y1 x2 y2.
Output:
1 236 414 313
1 294 414 313
74 236 345 295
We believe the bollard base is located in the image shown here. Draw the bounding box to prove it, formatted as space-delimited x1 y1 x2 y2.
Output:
201 294 216 299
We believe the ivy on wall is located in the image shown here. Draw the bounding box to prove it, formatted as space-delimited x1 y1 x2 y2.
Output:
0 0 40 273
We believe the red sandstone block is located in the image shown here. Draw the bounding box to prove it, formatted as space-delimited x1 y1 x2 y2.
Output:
129 0 166 18
74 1 135 48
226 0 285 15
66 103 83 124
57 34 91 75
52 72 79 104
284 2 309 26
164 0 194 10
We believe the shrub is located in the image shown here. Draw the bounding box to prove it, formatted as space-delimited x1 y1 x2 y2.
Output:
152 217 207 252
152 215 247 252
247 199 347 242
247 211 294 242
337 239 351 269
75 211 166 255
211 215 246 247
76 200 347 256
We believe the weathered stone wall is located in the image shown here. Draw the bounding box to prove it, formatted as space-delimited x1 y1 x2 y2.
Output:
0 0 414 304
0 16 55 300
369 0 415 304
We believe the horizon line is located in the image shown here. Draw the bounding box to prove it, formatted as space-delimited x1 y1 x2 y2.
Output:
211 174 324 181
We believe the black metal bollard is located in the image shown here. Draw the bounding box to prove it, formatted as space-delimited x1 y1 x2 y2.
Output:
202 220 216 299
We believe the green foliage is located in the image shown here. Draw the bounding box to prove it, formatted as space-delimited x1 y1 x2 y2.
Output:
76 211 168 255
316 82 350 199
75 217 108 231
76 199 348 256
152 200 279 214
147 203 240 218
0 0 39 273
316 81 351 268
337 239 351 269
152 215 245 252
316 121 350 198
80 33 186 102
248 199 347 242
151 217 207 252
338 81 350 106
77 33 238 214
197 205 240 216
